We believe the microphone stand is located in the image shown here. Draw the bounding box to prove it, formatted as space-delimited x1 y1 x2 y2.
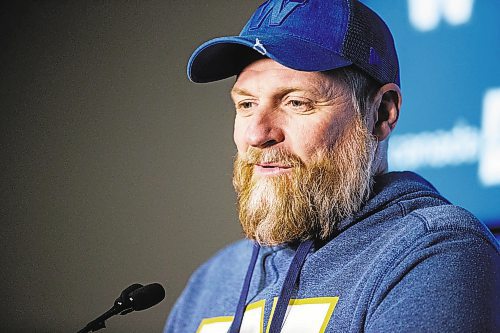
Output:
77 283 141 333
77 305 123 333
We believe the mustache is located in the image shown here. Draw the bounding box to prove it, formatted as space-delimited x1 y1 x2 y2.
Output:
237 147 305 167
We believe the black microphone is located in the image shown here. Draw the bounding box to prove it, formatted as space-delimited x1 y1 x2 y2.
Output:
77 283 166 333
128 283 165 311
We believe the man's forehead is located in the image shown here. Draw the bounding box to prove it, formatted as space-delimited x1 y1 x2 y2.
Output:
232 58 341 95
239 58 291 72
237 58 320 79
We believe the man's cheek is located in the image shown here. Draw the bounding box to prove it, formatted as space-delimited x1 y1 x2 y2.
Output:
233 125 247 152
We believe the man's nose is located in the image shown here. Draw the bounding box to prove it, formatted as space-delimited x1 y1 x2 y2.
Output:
245 110 285 149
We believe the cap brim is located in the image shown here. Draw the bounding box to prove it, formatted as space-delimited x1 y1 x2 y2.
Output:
187 35 353 83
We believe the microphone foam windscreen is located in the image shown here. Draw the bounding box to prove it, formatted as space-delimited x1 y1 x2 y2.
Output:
129 283 165 311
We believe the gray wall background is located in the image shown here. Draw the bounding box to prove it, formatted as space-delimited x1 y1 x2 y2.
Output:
1 1 261 332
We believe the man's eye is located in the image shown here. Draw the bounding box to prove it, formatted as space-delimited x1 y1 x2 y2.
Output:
289 100 305 107
285 99 312 112
238 101 254 109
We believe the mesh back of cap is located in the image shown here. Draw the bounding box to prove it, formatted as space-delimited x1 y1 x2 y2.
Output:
343 0 400 85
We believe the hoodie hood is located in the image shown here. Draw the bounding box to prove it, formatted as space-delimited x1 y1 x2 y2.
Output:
334 171 450 235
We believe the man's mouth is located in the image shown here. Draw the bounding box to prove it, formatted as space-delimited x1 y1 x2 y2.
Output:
254 163 293 175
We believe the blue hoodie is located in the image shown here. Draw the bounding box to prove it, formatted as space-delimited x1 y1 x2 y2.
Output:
164 172 499 332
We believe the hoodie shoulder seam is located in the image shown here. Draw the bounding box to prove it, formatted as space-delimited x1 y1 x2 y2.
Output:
411 209 499 251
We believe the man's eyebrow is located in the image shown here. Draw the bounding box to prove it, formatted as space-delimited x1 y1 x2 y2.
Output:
231 87 314 97
230 87 253 96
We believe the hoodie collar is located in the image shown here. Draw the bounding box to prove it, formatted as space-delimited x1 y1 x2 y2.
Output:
334 171 449 234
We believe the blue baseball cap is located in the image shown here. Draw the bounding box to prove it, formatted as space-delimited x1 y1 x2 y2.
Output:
187 0 400 86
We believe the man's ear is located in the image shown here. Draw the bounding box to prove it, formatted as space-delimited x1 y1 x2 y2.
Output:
371 83 402 141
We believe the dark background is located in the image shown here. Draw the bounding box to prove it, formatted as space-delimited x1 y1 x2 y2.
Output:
1 1 261 332
2 1 498 332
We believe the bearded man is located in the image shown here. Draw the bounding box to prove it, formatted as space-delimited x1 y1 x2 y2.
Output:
164 1 499 332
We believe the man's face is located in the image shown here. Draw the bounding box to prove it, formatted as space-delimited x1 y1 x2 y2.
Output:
231 58 376 245
231 58 355 167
